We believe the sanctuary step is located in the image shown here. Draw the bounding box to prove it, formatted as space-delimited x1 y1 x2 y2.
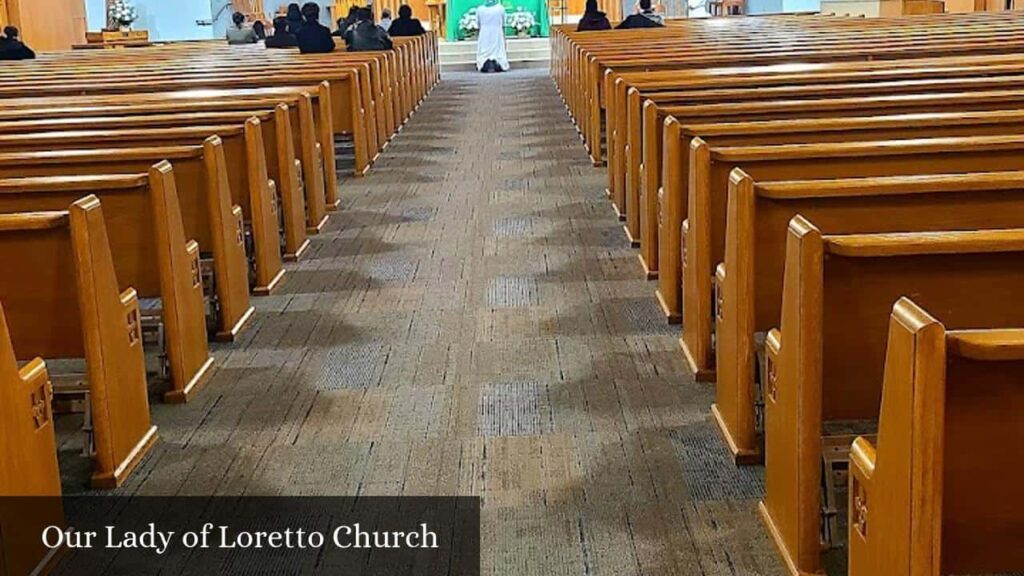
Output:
439 37 550 69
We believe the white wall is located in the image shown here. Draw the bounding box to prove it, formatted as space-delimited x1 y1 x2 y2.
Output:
86 0 336 41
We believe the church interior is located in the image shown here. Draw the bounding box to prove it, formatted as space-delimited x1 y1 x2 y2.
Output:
2 1 1024 575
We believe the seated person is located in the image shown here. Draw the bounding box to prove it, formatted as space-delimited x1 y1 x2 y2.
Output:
345 7 393 51
388 5 427 37
252 20 267 40
333 6 360 37
0 26 35 60
380 8 393 31
296 2 337 53
285 3 305 34
616 0 663 28
265 16 299 48
576 0 611 31
226 12 259 44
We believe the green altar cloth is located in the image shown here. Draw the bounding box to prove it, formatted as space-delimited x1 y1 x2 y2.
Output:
447 0 550 41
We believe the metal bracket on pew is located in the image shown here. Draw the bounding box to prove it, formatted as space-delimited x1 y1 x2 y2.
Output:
819 431 877 550
49 375 92 458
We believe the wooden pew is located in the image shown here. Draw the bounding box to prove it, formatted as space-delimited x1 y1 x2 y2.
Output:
641 87 1024 280
0 197 158 489
0 108 329 234
714 170 1024 463
0 70 372 176
0 85 340 210
0 300 65 576
0 166 215 403
761 219 1024 576
0 120 310 262
0 142 261 338
683 134 1024 380
848 297 1024 576
0 136 284 298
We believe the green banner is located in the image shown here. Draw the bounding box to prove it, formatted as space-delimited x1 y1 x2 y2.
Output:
446 0 551 41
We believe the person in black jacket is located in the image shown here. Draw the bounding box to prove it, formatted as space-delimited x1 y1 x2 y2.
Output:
616 0 664 28
388 5 426 37
285 3 305 35
295 2 336 53
345 7 393 51
576 0 611 31
332 6 360 38
0 26 35 61
266 16 299 48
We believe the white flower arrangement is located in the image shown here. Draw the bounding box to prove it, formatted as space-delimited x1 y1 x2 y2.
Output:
507 8 535 35
108 0 139 29
458 8 479 38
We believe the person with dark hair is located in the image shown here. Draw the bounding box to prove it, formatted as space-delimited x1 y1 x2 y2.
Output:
616 0 663 28
576 0 611 31
333 5 360 38
285 2 305 34
265 16 299 48
379 8 393 30
252 20 267 40
388 5 426 36
344 7 393 51
0 26 35 60
226 12 259 44
295 2 336 53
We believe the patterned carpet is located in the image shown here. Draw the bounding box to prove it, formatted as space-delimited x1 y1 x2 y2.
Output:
58 67 789 576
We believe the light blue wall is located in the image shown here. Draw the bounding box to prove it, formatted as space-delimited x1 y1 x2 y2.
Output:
745 0 819 12
781 0 819 11
745 0 783 12
85 0 335 41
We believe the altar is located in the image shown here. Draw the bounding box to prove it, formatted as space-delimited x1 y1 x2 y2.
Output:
446 0 550 41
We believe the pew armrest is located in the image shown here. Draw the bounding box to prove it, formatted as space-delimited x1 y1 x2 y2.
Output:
120 287 141 345
19 357 50 388
764 329 781 403
714 263 726 323
848 436 876 576
850 436 876 483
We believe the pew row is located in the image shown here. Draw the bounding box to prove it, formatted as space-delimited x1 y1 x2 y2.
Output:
0 142 258 339
0 197 158 489
760 219 1024 576
0 166 215 403
714 170 1024 463
848 298 1024 576
683 134 1024 380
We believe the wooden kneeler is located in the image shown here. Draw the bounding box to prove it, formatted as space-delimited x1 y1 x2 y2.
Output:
849 298 1024 576
0 301 66 576
0 197 158 489
0 165 216 402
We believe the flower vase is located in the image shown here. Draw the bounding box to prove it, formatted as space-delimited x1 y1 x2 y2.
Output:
516 30 529 38
119 24 131 33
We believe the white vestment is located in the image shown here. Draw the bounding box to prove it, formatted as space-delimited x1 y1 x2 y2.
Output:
475 3 510 71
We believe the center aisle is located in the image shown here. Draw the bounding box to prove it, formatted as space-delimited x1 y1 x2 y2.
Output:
100 68 785 576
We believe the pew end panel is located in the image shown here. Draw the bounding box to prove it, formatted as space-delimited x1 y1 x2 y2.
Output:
681 136 715 381
148 163 216 403
0 301 65 576
655 118 685 324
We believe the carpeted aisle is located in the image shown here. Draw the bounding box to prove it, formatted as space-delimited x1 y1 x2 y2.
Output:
61 67 787 576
